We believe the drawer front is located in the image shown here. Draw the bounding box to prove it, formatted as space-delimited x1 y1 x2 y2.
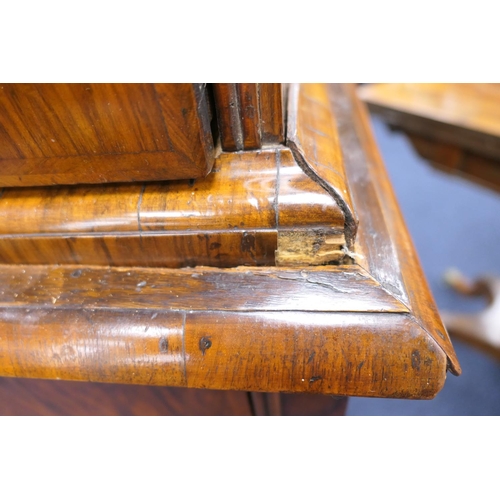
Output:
0 83 215 186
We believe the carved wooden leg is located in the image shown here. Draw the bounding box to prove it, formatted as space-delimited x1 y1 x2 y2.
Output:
442 269 500 360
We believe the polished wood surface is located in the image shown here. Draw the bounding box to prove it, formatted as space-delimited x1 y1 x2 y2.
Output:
406 132 500 193
441 271 500 361
0 264 405 312
0 84 215 186
0 85 461 399
333 84 460 375
0 301 445 398
0 148 345 267
259 83 285 145
0 83 462 415
0 378 254 416
213 84 284 151
359 83 500 160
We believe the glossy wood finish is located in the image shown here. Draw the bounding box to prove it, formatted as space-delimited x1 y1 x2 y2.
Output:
259 83 285 145
0 149 345 267
0 264 406 313
213 84 284 151
332 84 460 375
0 302 445 398
359 84 500 367
0 85 461 398
0 83 462 405
287 83 358 248
0 378 253 416
0 84 215 186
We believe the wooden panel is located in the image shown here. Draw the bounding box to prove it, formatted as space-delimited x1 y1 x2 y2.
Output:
0 149 345 267
0 378 253 416
213 83 284 151
213 84 243 151
287 83 358 248
0 83 461 399
0 377 348 416
0 259 448 398
0 183 142 234
139 150 278 231
0 84 215 186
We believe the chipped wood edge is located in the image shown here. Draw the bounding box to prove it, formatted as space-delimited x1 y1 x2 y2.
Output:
0 262 408 314
286 83 358 249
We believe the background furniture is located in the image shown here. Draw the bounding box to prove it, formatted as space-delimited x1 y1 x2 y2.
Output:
360 83 500 365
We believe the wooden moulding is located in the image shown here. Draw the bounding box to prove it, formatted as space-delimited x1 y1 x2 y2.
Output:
0 84 215 186
405 133 500 193
212 84 285 151
358 83 500 193
287 83 358 249
0 85 461 397
334 84 460 375
0 148 346 268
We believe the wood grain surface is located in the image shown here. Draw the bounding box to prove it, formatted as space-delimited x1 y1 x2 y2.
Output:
213 84 284 151
0 84 215 185
0 303 446 398
259 83 285 145
0 377 254 416
359 83 500 193
287 83 358 249
337 84 460 375
0 149 346 267
0 264 406 313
